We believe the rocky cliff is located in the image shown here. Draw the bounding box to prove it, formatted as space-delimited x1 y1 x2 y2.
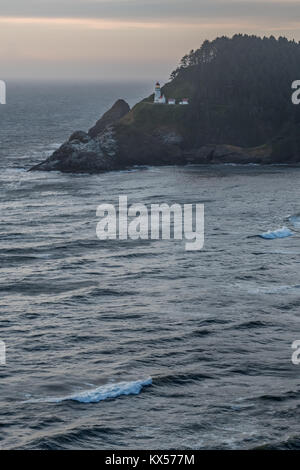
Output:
30 97 295 174
29 99 186 173
30 34 300 173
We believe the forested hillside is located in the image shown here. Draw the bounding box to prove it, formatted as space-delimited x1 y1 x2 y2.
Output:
136 34 300 148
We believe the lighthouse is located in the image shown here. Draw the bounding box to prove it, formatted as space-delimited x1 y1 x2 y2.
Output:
153 81 189 106
154 82 166 104
154 82 161 103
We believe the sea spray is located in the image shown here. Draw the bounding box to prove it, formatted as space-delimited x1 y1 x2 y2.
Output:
259 227 294 239
25 377 152 404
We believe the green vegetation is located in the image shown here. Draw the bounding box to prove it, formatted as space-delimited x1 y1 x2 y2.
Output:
122 102 190 134
121 34 300 153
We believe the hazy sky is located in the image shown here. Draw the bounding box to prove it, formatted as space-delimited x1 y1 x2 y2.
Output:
1 0 299 81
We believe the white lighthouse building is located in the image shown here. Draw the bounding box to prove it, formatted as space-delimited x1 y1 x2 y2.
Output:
153 81 188 105
154 82 166 104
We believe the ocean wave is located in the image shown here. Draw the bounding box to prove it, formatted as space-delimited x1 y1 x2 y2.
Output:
230 320 269 329
25 377 152 404
254 435 300 450
156 372 211 386
259 226 294 239
289 214 300 229
234 281 300 295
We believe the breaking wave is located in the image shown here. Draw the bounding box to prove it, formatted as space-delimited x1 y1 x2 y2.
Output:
289 214 300 229
25 378 152 404
259 226 294 239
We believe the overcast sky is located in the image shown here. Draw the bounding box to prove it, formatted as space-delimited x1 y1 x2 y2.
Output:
1 0 299 80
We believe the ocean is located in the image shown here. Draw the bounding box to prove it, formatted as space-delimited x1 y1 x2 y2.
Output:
1 81 300 450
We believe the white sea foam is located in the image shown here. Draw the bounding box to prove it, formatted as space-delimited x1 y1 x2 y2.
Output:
260 226 294 239
289 215 300 229
25 377 152 404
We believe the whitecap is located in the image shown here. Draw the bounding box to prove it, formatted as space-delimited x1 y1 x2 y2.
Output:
25 377 152 404
289 215 300 229
259 226 294 239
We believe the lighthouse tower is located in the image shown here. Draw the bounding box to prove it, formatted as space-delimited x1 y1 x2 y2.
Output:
154 82 166 104
154 82 161 103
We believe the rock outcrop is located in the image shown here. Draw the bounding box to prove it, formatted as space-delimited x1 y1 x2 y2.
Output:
30 99 299 174
88 99 130 138
30 99 186 173
30 100 129 173
185 144 272 164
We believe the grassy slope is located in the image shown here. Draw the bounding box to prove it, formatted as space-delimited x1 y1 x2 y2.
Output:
119 71 198 141
121 102 190 133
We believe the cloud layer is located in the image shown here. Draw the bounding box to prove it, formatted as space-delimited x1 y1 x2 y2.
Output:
1 0 300 21
0 0 299 80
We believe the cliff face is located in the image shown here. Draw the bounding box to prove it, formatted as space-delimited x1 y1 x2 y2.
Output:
29 97 276 173
270 122 300 163
30 99 186 173
29 97 298 173
88 99 130 138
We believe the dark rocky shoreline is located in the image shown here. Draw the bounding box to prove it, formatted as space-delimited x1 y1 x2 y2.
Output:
30 98 299 174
